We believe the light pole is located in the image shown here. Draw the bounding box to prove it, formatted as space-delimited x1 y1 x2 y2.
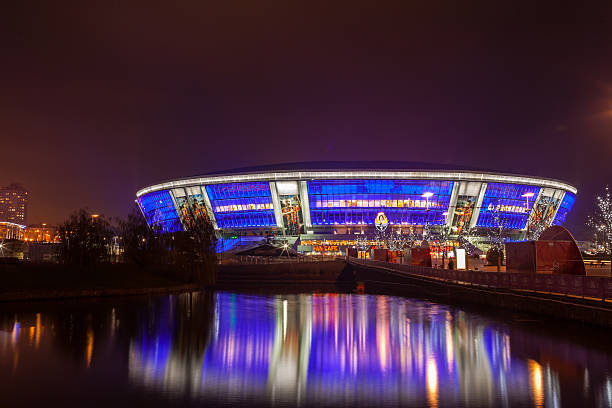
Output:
521 192 534 211
422 192 433 230
522 192 535 238
441 210 449 268
422 192 433 261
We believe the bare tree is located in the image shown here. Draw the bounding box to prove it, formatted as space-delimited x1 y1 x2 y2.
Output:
119 208 167 266
57 209 113 267
179 204 218 285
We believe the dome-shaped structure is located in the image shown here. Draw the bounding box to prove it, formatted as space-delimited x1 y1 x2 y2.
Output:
136 161 577 254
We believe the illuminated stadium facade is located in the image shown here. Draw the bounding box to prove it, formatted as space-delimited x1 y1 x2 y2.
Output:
136 162 577 251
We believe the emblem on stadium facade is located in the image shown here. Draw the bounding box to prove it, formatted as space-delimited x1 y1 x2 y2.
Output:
375 212 389 232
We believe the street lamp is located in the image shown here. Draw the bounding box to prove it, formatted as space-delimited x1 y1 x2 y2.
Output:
521 192 534 212
422 192 434 238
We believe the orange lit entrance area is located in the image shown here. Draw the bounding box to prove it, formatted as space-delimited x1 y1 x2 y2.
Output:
299 237 459 262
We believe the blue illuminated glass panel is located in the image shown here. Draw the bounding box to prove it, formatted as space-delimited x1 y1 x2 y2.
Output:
307 179 454 226
476 183 540 229
206 182 276 228
552 192 575 225
137 190 183 233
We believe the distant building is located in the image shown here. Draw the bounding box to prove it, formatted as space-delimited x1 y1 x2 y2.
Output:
25 242 59 262
0 239 25 259
0 183 28 224
0 221 25 240
24 224 59 243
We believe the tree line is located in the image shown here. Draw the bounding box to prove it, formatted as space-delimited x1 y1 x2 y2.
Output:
56 206 218 285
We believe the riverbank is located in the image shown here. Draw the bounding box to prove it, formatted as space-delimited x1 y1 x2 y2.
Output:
5 259 611 330
348 258 612 328
0 263 200 302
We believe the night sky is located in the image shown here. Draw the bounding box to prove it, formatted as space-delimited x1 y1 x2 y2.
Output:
2 1 612 238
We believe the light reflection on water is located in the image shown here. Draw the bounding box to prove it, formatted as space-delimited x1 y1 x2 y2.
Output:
0 292 611 407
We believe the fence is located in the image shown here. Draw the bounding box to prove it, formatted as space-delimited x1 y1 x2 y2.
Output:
348 258 612 302
237 255 339 264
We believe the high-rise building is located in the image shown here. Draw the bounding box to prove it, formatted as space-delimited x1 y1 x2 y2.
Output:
0 183 28 224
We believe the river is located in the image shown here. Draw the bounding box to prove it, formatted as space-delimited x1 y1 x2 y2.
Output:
0 291 610 407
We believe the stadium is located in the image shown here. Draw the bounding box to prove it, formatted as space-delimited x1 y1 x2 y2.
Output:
135 162 577 254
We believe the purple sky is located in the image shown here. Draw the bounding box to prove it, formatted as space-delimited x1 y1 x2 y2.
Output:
1 1 612 238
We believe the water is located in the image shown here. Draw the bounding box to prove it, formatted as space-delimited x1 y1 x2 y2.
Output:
0 291 611 407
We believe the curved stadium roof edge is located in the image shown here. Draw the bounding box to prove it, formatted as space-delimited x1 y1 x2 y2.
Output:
137 163 578 197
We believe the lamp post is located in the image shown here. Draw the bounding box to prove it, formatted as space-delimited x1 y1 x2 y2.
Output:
422 192 434 259
522 192 535 238
521 192 534 211
422 192 433 229
441 210 449 268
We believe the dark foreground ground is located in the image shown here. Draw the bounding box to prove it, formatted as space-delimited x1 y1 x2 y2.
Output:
0 263 197 301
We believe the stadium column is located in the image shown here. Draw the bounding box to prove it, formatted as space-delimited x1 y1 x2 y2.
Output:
198 185 218 230
549 190 567 225
523 187 544 238
169 188 186 230
135 198 147 221
299 181 312 230
445 181 460 233
469 182 488 230
269 182 285 233
540 190 557 225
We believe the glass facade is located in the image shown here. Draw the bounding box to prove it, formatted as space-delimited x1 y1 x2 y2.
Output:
137 190 183 233
552 192 575 226
476 183 541 230
137 176 576 236
205 182 276 228
307 179 454 226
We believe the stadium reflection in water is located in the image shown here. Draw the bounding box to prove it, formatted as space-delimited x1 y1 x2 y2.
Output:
126 293 610 407
1 292 612 407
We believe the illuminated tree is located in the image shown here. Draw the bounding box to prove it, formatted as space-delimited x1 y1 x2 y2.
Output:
485 203 510 272
405 226 419 248
587 185 612 267
526 219 548 241
433 226 452 268
387 228 407 251
355 235 369 251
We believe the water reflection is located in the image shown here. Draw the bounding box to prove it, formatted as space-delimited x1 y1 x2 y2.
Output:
0 292 611 407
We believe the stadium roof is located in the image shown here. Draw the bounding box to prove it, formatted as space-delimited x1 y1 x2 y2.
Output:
137 161 578 197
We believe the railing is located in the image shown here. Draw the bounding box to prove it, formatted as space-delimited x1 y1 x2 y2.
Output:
237 255 339 264
348 258 612 302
